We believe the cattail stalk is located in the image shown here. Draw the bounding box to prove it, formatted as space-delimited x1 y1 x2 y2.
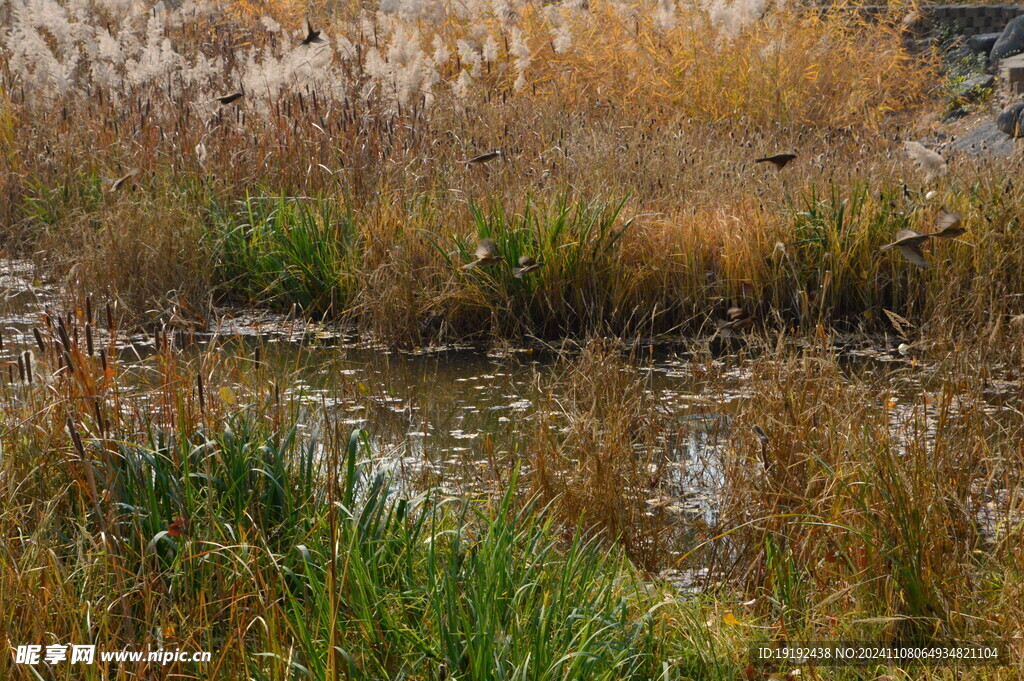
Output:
197 370 205 412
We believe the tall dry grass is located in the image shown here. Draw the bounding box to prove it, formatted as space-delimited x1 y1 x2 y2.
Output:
523 336 1023 668
0 0 973 345
529 339 670 567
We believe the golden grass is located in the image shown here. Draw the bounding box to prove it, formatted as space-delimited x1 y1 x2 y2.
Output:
522 336 1023 665
0 2 1015 345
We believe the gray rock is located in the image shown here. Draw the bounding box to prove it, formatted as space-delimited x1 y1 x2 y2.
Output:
952 118 1017 157
951 73 995 102
942 108 970 124
945 43 976 66
996 102 1024 137
992 17 1024 62
968 33 1002 56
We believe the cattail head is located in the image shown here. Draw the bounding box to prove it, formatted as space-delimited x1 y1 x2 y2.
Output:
66 416 87 459
57 320 71 352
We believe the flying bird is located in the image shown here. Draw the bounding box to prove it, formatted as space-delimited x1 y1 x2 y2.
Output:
930 208 966 238
215 92 243 105
513 256 544 278
107 168 140 193
461 238 502 271
301 17 326 45
467 150 502 165
754 153 797 170
879 229 931 269
903 141 947 179
717 307 754 335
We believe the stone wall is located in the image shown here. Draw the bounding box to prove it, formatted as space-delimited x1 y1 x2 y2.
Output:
853 5 1024 36
927 5 1024 36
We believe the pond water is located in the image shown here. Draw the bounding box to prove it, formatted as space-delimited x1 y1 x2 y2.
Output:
1 259 1020 583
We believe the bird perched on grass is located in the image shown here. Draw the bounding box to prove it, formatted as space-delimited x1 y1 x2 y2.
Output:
930 208 966 239
513 256 543 278
467 150 502 165
461 239 502 270
301 17 326 45
903 141 947 179
215 92 243 105
754 153 797 170
751 425 771 473
717 307 754 335
879 229 931 268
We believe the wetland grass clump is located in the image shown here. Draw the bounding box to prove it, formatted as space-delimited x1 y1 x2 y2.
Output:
518 336 1024 669
209 193 360 318
529 339 671 568
435 196 644 339
678 349 1024 653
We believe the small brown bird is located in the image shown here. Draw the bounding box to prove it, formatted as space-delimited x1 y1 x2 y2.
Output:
215 91 243 105
301 17 326 45
930 208 966 239
108 168 139 193
754 153 797 170
461 238 502 270
467 150 502 165
513 256 544 278
879 229 931 268
717 307 754 334
752 425 771 473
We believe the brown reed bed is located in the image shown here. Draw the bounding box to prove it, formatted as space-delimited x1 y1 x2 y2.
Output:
524 335 1024 669
3 0 988 348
